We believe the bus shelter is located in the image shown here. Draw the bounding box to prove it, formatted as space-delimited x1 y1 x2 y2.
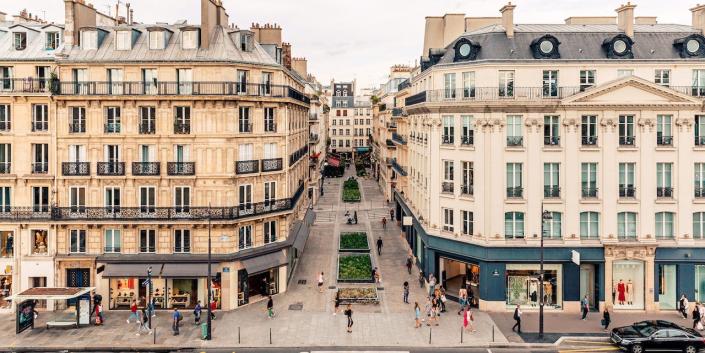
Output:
6 287 94 333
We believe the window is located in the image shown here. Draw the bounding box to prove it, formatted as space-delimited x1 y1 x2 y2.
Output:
238 184 253 214
656 115 672 146
107 68 123 95
264 107 276 132
544 115 560 145
544 163 560 198
149 31 165 50
31 104 48 132
443 73 456 99
618 115 635 146
174 229 191 253
442 116 454 144
240 33 252 51
174 186 190 213
442 208 454 232
238 225 252 250
70 229 86 253
696 116 705 145
579 70 595 91
581 115 598 145
542 70 558 97
45 32 60 50
581 163 598 197
505 212 524 239
461 161 473 195
239 106 251 132
461 211 473 235
442 160 454 193
655 69 670 87
543 212 562 239
176 68 192 95
619 163 636 197
139 229 156 253
655 212 674 239
14 32 27 50
694 212 705 239
506 163 523 198
30 230 47 254
139 106 156 134
105 187 120 212
0 104 10 131
174 106 190 134
499 70 514 97
261 72 272 95
237 70 248 94
105 107 121 133
81 30 97 50
462 72 475 98
32 143 48 174
580 212 599 239
32 186 48 212
104 229 121 253
617 212 637 239
0 186 10 212
693 70 705 96
69 186 86 213
182 30 197 49
461 116 474 145
0 144 9 174
696 163 705 198
656 163 673 198
142 68 157 94
115 31 131 50
617 69 633 78
0 66 12 91
506 115 523 146
264 221 277 244
139 186 156 213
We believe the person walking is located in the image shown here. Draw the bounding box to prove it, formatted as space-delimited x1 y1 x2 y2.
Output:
428 274 436 297
458 288 468 315
403 281 410 304
680 294 690 319
266 295 275 319
693 303 701 330
127 299 139 324
581 295 589 320
439 287 447 313
424 296 432 324
406 256 413 275
602 307 611 331
390 208 394 222
376 236 383 255
464 305 476 332
344 304 354 333
414 302 422 328
137 308 152 336
512 304 522 334
418 270 425 288
209 299 217 320
172 308 181 336
193 300 202 325
333 291 341 315
318 272 325 293
382 217 387 229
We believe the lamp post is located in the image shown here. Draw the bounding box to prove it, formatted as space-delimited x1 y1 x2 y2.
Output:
539 205 552 340
146 266 153 343
206 203 212 340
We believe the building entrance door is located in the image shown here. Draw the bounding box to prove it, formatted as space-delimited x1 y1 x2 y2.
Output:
66 268 90 306
579 264 596 310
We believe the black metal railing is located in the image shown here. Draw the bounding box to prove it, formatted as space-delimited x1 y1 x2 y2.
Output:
582 187 598 198
424 86 585 103
397 79 411 91
264 122 276 133
239 123 253 133
544 136 560 146
391 158 407 177
31 121 48 132
442 135 454 145
619 136 636 146
392 132 407 145
104 123 121 134
289 145 309 166
696 187 705 198
0 78 52 93
69 123 85 133
0 162 9 174
405 91 427 106
442 182 454 193
392 108 403 117
0 121 10 131
139 123 155 134
461 184 473 195
506 186 523 198
657 135 673 146
62 162 90 176
657 187 674 198
262 158 283 172
619 186 636 198
461 135 474 146
32 162 48 174
544 186 561 198
385 139 395 147
167 162 195 176
174 122 190 134
97 162 125 176
696 136 705 146
132 162 160 176
104 246 121 253
506 136 523 147
236 160 259 174
582 136 598 146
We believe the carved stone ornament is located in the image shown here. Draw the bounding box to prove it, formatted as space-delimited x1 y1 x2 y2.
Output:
675 117 694 132
637 118 655 132
524 118 542 132
600 118 617 131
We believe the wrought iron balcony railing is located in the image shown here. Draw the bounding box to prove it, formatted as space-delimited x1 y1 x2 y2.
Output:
461 135 474 146
506 136 523 147
619 186 636 198
289 145 309 166
264 122 277 133
236 160 259 175
392 132 407 145
696 187 705 198
544 136 560 146
544 185 561 198
97 162 125 176
104 123 121 134
239 123 253 133
506 186 523 198
69 123 85 133
132 162 160 176
167 162 195 176
657 135 673 146
139 123 155 134
461 184 473 196
261 158 283 172
582 187 598 198
0 78 52 93
582 136 598 146
442 135 454 145
32 162 48 174
0 121 10 131
657 187 674 198
391 158 407 177
0 162 9 174
696 136 705 146
442 182 454 194
174 122 190 134
405 91 427 106
62 162 90 176
619 136 636 146
31 121 48 132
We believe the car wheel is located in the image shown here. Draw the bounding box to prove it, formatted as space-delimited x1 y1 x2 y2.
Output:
631 344 643 353
684 345 697 353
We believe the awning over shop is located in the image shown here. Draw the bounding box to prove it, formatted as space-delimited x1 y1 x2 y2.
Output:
355 147 370 153
241 250 287 275
292 209 315 252
101 263 163 277
161 263 210 277
6 287 94 301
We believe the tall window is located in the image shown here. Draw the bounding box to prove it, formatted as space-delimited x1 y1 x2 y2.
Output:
619 163 636 197
237 70 248 94
174 229 191 253
105 187 120 212
506 115 523 146
618 115 635 145
174 106 190 134
32 143 48 174
442 116 454 144
140 229 156 253
139 186 156 213
696 116 705 145
264 107 276 132
579 70 595 91
139 106 156 134
443 73 456 99
69 106 86 133
107 68 123 95
264 221 277 244
14 32 27 50
506 163 523 198
148 30 165 50
655 212 674 239
655 69 670 87
261 72 272 95
104 229 121 253
264 181 276 207
693 69 705 96
656 115 672 146
581 163 598 198
442 208 454 232
142 68 157 94
656 163 673 198
69 186 86 213
0 67 12 91
696 163 705 198
694 212 705 239
0 143 11 174
45 31 60 50
461 211 473 235
238 225 253 249
32 104 48 132
617 212 637 239
0 186 10 212
542 70 558 97
544 116 560 145
115 31 131 50
462 72 475 98
32 186 49 212
442 160 454 193
70 229 86 253
499 70 514 97
174 186 190 213
176 68 192 95
543 163 560 198
105 106 121 133
581 115 598 145
461 115 474 145
239 184 253 213
461 161 473 195
239 106 251 133
543 212 562 239
580 212 599 239
0 104 10 131
505 212 524 239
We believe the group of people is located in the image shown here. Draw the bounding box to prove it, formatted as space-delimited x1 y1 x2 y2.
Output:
679 294 705 331
412 274 476 332
124 298 218 336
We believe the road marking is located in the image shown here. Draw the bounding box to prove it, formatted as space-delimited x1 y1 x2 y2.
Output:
487 349 493 353
559 347 620 353
562 339 615 345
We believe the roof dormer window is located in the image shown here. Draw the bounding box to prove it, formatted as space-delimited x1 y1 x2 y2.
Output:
530 35 560 59
674 34 705 58
239 32 253 52
149 30 165 50
452 38 481 62
602 34 634 59
45 32 60 50
182 30 198 50
81 30 98 50
13 32 26 50
115 30 131 50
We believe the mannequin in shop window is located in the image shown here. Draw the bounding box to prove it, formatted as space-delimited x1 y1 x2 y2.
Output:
33 231 47 254
626 280 634 306
4 233 12 257
617 279 626 305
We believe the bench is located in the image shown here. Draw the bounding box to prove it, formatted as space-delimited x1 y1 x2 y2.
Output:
46 321 78 329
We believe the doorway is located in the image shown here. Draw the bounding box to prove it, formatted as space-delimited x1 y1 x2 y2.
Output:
579 264 596 310
658 264 677 310
66 268 90 306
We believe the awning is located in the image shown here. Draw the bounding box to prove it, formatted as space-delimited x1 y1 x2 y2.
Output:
241 250 287 275
101 263 163 277
355 147 370 153
6 287 94 301
161 263 210 277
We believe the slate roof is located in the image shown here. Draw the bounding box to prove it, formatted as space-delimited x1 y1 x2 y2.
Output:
436 23 705 64
0 22 63 61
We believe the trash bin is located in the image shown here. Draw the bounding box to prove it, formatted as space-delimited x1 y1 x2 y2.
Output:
200 323 208 339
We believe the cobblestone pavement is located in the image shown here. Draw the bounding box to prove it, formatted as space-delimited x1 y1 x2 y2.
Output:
0 166 507 350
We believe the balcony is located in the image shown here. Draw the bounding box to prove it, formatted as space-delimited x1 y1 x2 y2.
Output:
657 135 673 146
239 123 253 133
167 162 195 176
0 162 9 174
97 162 125 176
264 122 277 133
309 134 320 144
657 187 674 198
461 135 474 146
442 135 454 145
262 158 283 172
32 162 48 174
0 121 10 131
289 145 309 166
132 162 160 176
0 78 52 93
391 108 404 117
506 136 523 147
385 139 395 148
442 182 454 194
69 123 85 133
544 186 561 198
506 186 523 198
391 159 407 177
405 91 427 106
619 136 636 146
397 79 411 91
392 132 407 145
139 123 155 134
459 184 473 195
619 186 636 198
387 123 397 129
104 123 121 134
174 122 190 134
62 162 90 176
696 136 705 146
696 187 705 198
544 136 560 146
31 121 48 132
236 160 259 175
412 87 585 106
582 136 598 146
582 187 598 198
308 113 318 121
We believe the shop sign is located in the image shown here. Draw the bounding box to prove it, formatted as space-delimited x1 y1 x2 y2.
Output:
571 250 580 265
78 298 90 325
223 267 230 273
402 216 413 226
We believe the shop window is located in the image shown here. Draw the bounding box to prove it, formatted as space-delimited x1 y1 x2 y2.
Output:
171 279 198 308
31 230 48 254
440 257 479 307
613 260 644 309
506 264 562 309
0 231 12 257
658 264 677 310
264 221 276 244
0 275 11 309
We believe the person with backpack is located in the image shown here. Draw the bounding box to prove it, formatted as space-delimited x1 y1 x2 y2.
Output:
193 300 202 325
266 295 275 319
693 303 702 330
602 307 611 331
403 281 410 304
581 295 589 320
512 304 522 334
680 294 690 319
137 308 151 336
172 308 182 335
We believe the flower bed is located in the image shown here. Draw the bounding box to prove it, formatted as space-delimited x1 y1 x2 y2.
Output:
337 254 373 283
339 232 369 252
342 178 361 202
337 287 379 304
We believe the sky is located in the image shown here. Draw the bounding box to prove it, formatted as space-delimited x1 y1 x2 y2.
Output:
6 0 695 89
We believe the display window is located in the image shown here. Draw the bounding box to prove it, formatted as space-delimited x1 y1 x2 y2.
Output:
506 264 562 309
612 260 645 310
696 265 705 304
30 230 48 255
211 278 222 309
170 279 198 308
658 264 677 310
109 277 166 309
0 275 11 309
239 267 279 305
0 231 13 258
440 257 479 307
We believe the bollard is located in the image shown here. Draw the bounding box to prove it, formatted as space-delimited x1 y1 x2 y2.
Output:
461 326 464 343
238 326 241 344
429 326 432 344
153 325 156 345
269 327 272 345
492 325 495 342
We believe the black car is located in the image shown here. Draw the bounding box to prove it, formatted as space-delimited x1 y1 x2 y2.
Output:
611 320 705 353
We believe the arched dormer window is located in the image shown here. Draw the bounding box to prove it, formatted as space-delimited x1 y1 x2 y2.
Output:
530 34 560 59
453 38 481 62
602 34 634 59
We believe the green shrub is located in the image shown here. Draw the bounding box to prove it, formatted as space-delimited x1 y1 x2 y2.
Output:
342 178 361 202
339 232 369 250
338 254 372 281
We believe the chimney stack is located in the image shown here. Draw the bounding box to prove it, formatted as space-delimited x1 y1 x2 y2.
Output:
64 0 98 48
200 0 229 49
616 2 637 37
691 4 705 33
125 2 131 24
282 42 292 70
292 57 308 78
500 2 516 38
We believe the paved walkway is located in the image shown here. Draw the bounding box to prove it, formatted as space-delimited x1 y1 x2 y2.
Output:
0 166 507 350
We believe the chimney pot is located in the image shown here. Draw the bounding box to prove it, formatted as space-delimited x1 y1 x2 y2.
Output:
500 2 517 38
691 3 705 33
616 2 637 37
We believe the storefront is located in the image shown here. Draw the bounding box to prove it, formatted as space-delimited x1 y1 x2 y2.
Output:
237 250 287 305
0 274 11 309
439 257 479 307
0 231 13 258
506 264 562 309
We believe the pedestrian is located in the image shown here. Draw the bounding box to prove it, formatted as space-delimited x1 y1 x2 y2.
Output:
424 296 432 323
353 211 358 224
581 295 589 320
148 297 156 317
602 307 611 331
406 256 413 275
373 267 381 284
464 305 476 332
136 308 152 336
344 304 354 333
333 291 341 315
440 287 447 313
94 302 104 325
680 294 690 319
210 299 217 320
512 304 522 334
266 295 275 319
382 217 387 229
458 288 467 315
318 272 325 293
390 208 394 222
414 302 422 328
694 303 701 330
403 281 410 304
127 299 139 324
699 302 705 329
418 270 425 288
428 274 436 297
429 298 439 326
172 308 181 335
376 236 383 255
194 300 202 325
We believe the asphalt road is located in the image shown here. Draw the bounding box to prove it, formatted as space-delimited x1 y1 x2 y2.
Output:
190 349 560 353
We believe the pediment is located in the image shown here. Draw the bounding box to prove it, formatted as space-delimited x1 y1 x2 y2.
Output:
562 76 703 107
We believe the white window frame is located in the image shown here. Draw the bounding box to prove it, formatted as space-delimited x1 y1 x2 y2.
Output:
81 30 97 50
182 30 197 49
115 31 131 50
149 31 165 50
104 229 121 253
70 229 86 253
442 208 454 232
655 212 674 239
139 229 156 253
461 210 473 235
617 212 637 239
264 220 277 244
655 69 670 87
580 212 599 239
174 229 191 253
505 212 524 239
238 225 253 250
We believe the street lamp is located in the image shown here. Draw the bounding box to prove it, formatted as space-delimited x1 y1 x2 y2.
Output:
206 203 212 340
539 206 552 340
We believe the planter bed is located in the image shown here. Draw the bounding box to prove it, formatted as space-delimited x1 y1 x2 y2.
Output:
338 232 370 252
336 253 373 283
337 287 379 304
342 178 361 202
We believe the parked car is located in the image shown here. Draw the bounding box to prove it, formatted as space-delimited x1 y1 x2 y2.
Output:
611 320 705 353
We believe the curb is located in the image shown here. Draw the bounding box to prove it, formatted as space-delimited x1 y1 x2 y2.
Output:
1 347 196 353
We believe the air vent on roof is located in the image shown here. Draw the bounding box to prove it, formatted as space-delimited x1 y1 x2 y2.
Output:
174 20 187 25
